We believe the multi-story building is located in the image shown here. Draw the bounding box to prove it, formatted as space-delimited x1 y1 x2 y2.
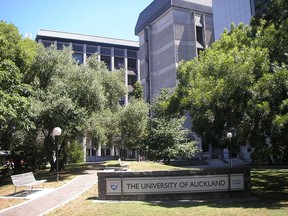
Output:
213 0 270 40
36 29 140 161
135 0 214 103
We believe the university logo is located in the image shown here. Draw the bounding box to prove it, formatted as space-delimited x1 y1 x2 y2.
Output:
110 182 118 191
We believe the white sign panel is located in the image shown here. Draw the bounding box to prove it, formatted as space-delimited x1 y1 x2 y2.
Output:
106 174 244 195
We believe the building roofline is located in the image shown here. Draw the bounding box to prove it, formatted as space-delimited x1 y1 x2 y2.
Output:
36 29 139 48
135 0 212 35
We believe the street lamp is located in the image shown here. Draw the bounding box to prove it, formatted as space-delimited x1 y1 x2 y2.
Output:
226 132 233 193
53 127 62 182
227 132 233 168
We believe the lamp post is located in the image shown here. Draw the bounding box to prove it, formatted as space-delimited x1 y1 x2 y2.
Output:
227 132 233 168
227 132 233 193
52 127 62 182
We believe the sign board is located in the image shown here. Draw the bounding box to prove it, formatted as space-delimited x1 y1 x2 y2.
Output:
106 174 244 195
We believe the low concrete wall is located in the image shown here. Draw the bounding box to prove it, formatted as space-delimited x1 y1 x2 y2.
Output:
97 166 251 201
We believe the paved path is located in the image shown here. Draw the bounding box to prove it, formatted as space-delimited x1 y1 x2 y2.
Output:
0 170 98 216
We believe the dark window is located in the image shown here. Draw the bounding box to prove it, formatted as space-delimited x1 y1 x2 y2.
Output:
128 58 136 70
101 55 111 70
42 40 53 48
92 149 96 156
101 47 111 55
197 48 204 57
114 57 124 69
57 42 69 50
196 26 204 45
128 50 137 58
128 75 137 85
114 48 124 57
106 149 110 156
73 53 83 64
86 149 90 156
72 43 83 52
87 45 98 54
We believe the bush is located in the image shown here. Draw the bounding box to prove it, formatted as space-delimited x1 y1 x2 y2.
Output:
66 141 84 163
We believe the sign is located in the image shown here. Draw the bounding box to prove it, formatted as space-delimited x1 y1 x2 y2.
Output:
106 174 244 195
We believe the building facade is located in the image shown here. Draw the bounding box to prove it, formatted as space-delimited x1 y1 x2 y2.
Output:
213 0 270 40
36 29 140 161
135 0 214 103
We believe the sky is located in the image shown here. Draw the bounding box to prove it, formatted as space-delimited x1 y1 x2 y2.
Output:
0 0 153 41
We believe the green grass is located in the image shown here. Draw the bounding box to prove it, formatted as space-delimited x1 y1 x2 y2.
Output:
48 164 288 216
1 162 288 215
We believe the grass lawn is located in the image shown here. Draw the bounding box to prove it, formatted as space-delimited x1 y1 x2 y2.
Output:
49 162 288 216
1 161 288 215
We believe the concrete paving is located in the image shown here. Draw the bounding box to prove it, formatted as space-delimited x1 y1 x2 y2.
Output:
0 170 98 216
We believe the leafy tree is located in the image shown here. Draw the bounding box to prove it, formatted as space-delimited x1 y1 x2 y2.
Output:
147 90 199 163
27 46 127 171
171 18 288 164
119 99 149 160
0 21 38 151
131 81 143 99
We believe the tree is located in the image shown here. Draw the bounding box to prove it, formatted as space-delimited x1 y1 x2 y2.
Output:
28 46 127 171
171 18 288 164
131 81 143 99
147 90 199 163
0 21 38 151
119 99 149 160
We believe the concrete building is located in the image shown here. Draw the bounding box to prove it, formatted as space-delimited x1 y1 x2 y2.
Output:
135 0 214 103
36 29 140 161
213 0 270 40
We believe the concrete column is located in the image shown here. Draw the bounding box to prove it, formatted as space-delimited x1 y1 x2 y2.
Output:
137 50 140 82
82 136 87 162
96 143 101 156
83 44 87 65
111 47 114 71
97 45 101 61
110 147 115 157
124 49 128 104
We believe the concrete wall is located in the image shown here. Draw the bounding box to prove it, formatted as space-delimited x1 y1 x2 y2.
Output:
98 166 251 200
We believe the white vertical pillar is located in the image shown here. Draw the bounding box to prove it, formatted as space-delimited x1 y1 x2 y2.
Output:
111 47 114 71
96 143 101 156
124 49 128 104
82 136 87 162
97 45 101 61
83 44 87 65
110 147 115 157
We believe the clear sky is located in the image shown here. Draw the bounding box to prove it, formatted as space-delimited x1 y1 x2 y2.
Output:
0 0 153 41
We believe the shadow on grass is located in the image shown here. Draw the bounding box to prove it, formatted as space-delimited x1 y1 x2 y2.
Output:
0 162 105 187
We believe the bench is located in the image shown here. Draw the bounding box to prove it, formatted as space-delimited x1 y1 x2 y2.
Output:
11 172 47 193
118 158 129 168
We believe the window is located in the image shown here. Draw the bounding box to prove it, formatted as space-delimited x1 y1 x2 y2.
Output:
114 48 124 57
197 48 204 57
57 42 69 50
101 55 111 70
73 53 83 64
114 57 124 69
128 75 137 85
196 26 204 46
86 149 90 156
101 47 111 55
41 40 53 48
128 58 137 70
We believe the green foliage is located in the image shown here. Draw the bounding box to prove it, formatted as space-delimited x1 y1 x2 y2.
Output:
148 90 199 162
131 81 143 99
66 140 84 163
119 99 149 151
171 8 288 163
0 21 38 149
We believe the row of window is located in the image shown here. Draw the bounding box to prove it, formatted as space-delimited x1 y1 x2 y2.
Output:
41 40 138 58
